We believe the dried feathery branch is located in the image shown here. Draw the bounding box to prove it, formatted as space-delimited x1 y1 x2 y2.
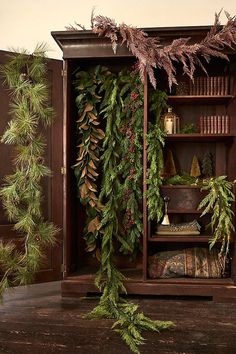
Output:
91 11 236 88
66 22 86 31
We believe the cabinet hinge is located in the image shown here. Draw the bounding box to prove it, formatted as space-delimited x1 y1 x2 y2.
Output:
61 263 65 273
61 166 66 175
61 69 67 77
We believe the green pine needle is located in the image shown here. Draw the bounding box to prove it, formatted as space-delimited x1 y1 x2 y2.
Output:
0 44 58 298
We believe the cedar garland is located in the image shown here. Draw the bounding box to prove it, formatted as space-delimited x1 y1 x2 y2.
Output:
118 69 143 254
146 89 168 221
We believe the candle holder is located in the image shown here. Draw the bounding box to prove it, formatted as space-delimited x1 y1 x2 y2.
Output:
162 107 180 134
161 196 170 225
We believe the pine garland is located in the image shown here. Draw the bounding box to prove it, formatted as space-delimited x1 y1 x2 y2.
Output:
146 90 168 221
198 176 235 268
0 44 58 296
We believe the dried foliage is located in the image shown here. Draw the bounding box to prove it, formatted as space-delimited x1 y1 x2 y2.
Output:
91 11 236 88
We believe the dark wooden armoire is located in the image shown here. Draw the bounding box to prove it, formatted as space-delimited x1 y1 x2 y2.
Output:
52 26 236 301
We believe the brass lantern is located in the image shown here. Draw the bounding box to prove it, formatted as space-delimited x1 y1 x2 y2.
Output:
162 107 180 134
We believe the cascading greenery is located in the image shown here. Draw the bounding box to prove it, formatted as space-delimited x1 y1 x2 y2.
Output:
117 69 143 255
73 65 173 354
0 44 58 296
146 90 168 222
198 176 235 269
72 66 108 255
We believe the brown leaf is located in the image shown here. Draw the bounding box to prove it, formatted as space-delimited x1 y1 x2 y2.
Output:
86 242 96 252
89 160 97 169
89 191 98 200
87 217 101 233
84 103 93 112
90 136 99 144
96 128 105 138
89 199 96 208
85 178 97 192
77 147 86 161
89 144 96 151
88 151 99 161
77 111 86 123
81 167 87 178
80 123 89 130
92 120 100 125
92 128 105 140
88 112 97 121
79 183 89 199
88 166 99 176
87 172 96 180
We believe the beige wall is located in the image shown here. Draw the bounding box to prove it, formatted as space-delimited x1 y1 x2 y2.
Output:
1 0 236 59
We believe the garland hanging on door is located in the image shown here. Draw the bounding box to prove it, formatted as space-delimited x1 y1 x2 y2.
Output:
0 44 59 296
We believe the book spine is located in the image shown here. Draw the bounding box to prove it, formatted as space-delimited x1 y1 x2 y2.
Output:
221 115 225 134
203 116 207 134
210 116 214 134
213 115 217 134
217 76 221 95
203 77 208 95
199 116 203 134
213 76 217 95
207 116 211 134
225 76 229 95
199 77 203 95
225 115 230 134
217 115 221 134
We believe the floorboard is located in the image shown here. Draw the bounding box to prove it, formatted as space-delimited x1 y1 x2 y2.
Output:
0 282 236 353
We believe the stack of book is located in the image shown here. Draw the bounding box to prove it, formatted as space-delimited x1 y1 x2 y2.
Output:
199 115 230 134
189 76 229 95
155 220 201 236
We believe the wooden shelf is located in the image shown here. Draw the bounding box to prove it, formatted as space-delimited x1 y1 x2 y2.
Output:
165 133 234 142
168 209 202 214
161 184 200 189
148 235 211 242
168 95 234 104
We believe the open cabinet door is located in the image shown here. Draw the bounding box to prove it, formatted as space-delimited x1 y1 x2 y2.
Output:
0 50 63 282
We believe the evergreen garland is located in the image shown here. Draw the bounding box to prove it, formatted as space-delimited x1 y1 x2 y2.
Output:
198 176 235 267
73 66 108 253
118 69 143 255
0 44 58 296
73 66 173 353
146 90 168 221
91 69 173 354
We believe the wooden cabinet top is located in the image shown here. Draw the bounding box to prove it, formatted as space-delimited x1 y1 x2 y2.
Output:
51 25 213 59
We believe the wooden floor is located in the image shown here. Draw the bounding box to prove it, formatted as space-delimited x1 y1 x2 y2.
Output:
0 282 236 354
